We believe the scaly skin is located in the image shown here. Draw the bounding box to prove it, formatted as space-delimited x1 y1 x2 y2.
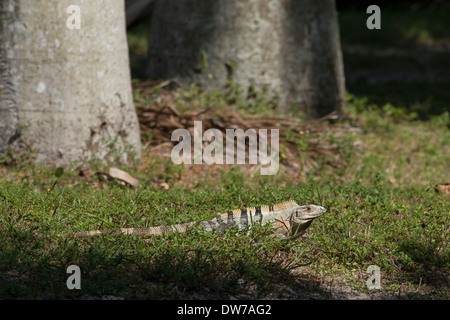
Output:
69 201 326 240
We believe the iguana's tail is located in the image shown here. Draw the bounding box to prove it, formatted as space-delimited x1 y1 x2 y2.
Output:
72 222 197 238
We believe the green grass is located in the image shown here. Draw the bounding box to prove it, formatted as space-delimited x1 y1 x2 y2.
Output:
0 180 319 298
0 160 448 298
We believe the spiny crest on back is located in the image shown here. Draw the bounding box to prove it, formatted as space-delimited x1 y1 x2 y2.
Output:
272 200 298 210
259 200 298 213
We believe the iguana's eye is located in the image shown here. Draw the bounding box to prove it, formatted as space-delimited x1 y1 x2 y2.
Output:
306 206 310 211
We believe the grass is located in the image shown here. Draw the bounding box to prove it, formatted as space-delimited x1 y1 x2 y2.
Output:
0 180 320 298
0 6 449 299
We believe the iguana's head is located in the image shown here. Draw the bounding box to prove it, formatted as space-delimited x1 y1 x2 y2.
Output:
287 204 326 240
292 204 326 221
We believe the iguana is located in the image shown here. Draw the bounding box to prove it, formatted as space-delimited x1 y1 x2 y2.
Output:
69 201 326 240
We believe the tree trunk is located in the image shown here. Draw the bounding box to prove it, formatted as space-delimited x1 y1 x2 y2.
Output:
0 0 141 166
146 0 345 118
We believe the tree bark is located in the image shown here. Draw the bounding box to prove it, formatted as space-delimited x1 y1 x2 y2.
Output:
146 0 345 118
0 0 141 166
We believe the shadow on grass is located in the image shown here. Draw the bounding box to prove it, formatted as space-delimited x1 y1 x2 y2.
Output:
0 234 327 299
1 226 448 299
346 79 450 119
396 239 449 287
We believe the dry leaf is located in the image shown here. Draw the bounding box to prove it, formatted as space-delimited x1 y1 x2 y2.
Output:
159 182 170 190
437 183 450 195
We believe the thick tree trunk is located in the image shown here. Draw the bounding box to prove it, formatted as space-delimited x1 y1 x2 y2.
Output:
0 0 141 165
146 0 345 118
